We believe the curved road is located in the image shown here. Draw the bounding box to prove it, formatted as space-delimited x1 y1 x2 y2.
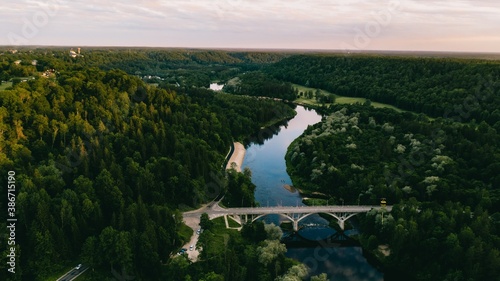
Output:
56 266 88 281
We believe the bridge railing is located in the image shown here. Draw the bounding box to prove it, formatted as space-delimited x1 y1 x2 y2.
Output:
220 205 386 209
214 205 391 213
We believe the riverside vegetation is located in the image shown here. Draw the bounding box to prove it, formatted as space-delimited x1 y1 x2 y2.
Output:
278 55 500 281
1 48 499 281
0 48 297 281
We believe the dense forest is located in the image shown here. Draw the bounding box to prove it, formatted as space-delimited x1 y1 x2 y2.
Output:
286 104 500 280
274 54 500 281
2 47 500 281
0 49 296 280
267 55 500 127
1 48 290 88
223 71 296 101
168 216 314 281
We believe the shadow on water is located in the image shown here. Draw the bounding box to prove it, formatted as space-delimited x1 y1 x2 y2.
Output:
244 119 290 146
282 227 356 247
281 226 384 281
242 106 384 280
286 245 384 281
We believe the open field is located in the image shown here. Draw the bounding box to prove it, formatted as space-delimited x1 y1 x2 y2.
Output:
293 84 404 112
0 81 13 91
179 222 194 244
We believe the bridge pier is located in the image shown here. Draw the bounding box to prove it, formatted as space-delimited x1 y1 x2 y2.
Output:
211 205 392 232
338 219 345 231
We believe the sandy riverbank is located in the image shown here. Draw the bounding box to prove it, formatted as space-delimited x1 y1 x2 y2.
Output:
283 184 297 193
226 142 246 172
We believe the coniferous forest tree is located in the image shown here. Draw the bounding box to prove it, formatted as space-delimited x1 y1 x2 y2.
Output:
1 48 500 281
267 55 500 127
278 54 500 281
286 104 500 281
0 48 296 280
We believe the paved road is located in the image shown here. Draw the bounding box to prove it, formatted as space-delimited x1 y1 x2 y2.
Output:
184 204 391 217
56 265 88 281
179 202 220 262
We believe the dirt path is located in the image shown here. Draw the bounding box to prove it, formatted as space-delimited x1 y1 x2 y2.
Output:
181 201 225 262
180 203 212 262
182 215 202 262
179 141 246 262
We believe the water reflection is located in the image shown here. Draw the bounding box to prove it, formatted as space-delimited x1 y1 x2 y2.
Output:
242 106 322 207
298 227 337 241
244 120 287 146
287 247 383 281
242 105 384 280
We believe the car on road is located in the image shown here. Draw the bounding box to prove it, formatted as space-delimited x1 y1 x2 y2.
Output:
75 264 82 270
177 248 188 255
189 245 194 251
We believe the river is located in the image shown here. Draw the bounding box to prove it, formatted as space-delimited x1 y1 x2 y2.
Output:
241 105 383 281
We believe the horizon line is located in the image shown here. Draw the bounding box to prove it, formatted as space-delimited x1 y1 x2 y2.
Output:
2 45 500 59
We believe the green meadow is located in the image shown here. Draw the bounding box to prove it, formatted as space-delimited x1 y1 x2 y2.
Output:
0 81 12 91
293 83 404 112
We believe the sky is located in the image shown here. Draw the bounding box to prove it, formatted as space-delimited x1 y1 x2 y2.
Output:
1 0 500 52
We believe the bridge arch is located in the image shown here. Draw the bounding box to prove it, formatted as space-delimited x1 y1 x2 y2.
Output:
251 213 295 224
202 205 391 231
296 212 360 223
296 212 360 230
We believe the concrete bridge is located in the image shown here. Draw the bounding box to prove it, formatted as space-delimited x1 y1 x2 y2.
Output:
184 204 392 231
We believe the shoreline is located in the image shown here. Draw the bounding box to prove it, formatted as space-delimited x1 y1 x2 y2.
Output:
225 142 246 172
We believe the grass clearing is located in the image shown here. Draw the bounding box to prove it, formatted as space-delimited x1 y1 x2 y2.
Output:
293 83 404 113
212 217 244 235
178 223 194 244
197 217 241 259
0 81 13 91
226 216 242 228
210 216 241 230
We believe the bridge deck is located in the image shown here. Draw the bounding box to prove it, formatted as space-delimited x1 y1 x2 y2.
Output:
183 204 392 231
210 205 391 215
